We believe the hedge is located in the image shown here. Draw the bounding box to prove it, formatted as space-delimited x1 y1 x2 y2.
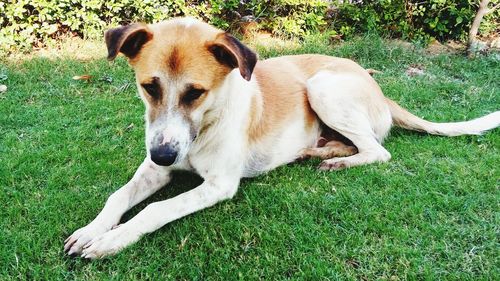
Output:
1 0 498 51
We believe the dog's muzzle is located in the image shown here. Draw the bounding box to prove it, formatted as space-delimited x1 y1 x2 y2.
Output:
150 143 178 166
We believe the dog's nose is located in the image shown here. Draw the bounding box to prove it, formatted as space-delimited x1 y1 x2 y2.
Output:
150 144 178 166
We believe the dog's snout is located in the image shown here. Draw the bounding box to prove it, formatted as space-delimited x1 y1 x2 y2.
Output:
150 143 178 166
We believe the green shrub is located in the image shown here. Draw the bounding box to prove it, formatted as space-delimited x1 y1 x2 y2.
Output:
333 0 499 42
0 0 187 51
188 0 328 36
1 0 498 52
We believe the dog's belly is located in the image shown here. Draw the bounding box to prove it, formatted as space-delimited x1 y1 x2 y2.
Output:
243 119 320 177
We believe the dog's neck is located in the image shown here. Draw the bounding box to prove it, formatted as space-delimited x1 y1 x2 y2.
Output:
190 70 257 153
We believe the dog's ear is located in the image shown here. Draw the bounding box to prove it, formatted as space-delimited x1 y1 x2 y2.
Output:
208 33 257 81
105 23 153 61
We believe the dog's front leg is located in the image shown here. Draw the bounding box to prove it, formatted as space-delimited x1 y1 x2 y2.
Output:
80 175 239 259
64 158 171 255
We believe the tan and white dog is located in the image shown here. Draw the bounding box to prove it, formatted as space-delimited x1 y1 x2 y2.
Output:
64 18 500 259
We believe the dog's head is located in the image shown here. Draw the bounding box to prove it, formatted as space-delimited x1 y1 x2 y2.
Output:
105 18 257 166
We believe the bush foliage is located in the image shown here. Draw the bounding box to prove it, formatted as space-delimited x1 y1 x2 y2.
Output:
333 0 499 42
1 0 499 51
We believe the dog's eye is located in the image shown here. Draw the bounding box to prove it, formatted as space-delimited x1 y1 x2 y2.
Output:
142 81 161 99
142 84 160 99
182 88 205 104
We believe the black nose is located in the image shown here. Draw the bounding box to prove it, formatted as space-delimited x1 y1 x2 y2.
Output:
150 144 178 166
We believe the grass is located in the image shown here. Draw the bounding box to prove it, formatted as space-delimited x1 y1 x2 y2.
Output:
0 34 499 280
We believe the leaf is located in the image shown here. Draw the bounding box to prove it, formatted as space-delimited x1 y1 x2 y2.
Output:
125 123 134 131
72 75 92 81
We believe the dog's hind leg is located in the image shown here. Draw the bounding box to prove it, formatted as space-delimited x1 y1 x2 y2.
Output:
306 70 392 170
317 136 390 170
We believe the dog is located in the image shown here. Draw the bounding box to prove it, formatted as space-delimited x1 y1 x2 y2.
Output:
64 17 500 259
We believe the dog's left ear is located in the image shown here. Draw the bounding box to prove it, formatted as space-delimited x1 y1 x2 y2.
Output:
208 33 257 81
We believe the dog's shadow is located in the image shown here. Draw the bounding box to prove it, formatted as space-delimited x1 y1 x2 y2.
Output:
120 170 204 222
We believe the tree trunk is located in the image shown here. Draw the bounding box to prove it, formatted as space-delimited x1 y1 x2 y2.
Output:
467 0 500 56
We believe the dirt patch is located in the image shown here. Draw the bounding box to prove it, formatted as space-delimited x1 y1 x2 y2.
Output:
246 32 301 52
5 36 106 62
390 39 415 50
426 40 452 55
405 64 425 77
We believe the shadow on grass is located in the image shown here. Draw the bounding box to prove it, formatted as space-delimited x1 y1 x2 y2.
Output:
118 168 291 220
121 171 204 222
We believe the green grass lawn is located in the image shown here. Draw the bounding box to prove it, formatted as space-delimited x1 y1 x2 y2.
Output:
1 35 499 280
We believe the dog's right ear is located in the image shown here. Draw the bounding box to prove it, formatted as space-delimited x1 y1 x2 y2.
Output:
105 23 153 61
208 33 257 81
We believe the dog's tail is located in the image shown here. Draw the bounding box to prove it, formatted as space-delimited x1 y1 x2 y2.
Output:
385 98 500 136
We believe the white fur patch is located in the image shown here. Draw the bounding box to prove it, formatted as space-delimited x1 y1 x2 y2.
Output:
176 17 199 28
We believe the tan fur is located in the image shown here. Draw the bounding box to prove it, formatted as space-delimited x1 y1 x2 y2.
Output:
167 46 183 73
248 57 325 144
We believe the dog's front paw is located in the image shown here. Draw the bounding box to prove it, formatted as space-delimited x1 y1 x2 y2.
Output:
81 225 140 259
64 223 109 256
